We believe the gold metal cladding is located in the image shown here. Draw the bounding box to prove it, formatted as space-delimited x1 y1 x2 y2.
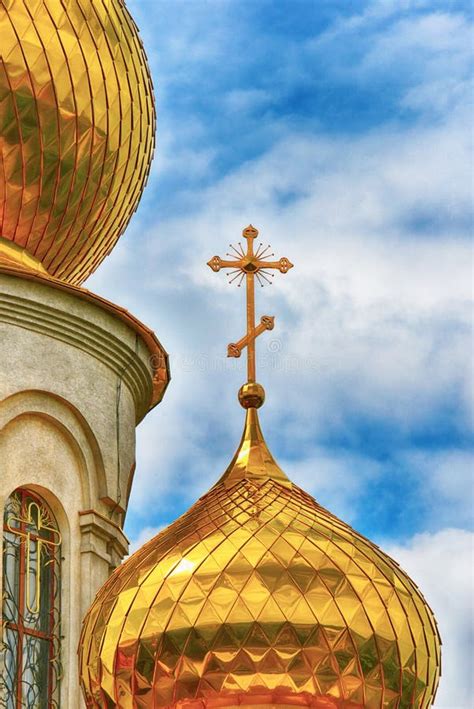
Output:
238 382 266 409
207 225 293 385
79 405 441 708
228 315 275 358
0 0 155 285
0 236 48 276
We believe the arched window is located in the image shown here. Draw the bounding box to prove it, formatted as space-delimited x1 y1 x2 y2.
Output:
2 488 61 708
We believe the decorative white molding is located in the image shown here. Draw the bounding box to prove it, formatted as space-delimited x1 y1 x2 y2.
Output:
0 275 153 421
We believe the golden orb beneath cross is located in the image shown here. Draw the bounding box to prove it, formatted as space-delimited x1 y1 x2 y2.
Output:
238 382 266 408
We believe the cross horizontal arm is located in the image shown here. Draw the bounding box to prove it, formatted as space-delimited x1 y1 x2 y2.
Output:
255 257 294 273
207 256 244 273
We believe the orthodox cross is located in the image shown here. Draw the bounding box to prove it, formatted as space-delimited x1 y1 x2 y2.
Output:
7 500 61 614
207 225 293 385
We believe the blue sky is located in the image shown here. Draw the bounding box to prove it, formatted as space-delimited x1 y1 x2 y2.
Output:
88 1 473 705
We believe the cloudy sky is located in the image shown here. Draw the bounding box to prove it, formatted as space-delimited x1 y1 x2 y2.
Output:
87 1 473 706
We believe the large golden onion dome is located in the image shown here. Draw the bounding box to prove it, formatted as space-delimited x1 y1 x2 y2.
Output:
0 0 155 285
79 408 441 709
79 228 441 707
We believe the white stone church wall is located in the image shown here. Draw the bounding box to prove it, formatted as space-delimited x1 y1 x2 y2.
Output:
0 272 161 707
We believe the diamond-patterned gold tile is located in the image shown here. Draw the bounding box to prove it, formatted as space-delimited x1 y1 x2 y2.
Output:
79 409 441 707
0 0 155 284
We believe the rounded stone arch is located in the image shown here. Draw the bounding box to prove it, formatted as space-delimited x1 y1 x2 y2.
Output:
0 389 106 509
1 482 79 707
0 402 111 708
1 485 66 705
2 482 69 542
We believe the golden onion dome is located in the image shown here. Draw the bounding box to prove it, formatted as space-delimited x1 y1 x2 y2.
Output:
79 407 441 708
0 0 155 285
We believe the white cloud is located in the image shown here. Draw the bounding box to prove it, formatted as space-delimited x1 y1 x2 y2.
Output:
224 88 272 114
358 13 471 74
311 8 472 92
401 449 474 529
385 529 474 709
280 449 383 524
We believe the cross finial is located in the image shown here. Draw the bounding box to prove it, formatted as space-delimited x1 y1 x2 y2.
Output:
207 225 293 408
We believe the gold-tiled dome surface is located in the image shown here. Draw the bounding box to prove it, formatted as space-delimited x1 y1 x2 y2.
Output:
80 416 440 709
0 0 155 284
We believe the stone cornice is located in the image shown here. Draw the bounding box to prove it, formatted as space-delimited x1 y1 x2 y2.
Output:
0 272 161 422
0 264 170 411
79 509 129 565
